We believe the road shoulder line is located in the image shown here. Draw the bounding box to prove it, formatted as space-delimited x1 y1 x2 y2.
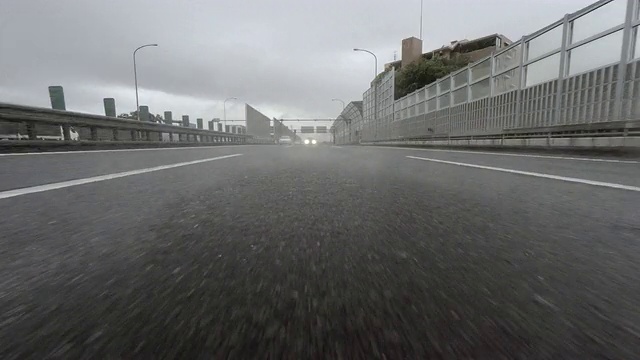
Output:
378 146 640 164
406 155 640 192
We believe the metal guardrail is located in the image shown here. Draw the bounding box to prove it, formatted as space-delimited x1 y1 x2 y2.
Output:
0 103 251 144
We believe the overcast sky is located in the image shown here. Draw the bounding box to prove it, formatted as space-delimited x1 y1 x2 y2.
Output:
1 0 597 129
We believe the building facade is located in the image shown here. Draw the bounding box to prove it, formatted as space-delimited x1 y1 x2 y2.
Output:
385 34 513 71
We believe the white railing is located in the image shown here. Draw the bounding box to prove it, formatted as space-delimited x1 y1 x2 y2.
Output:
358 0 640 142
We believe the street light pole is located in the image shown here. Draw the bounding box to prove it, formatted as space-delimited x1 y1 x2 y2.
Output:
353 48 378 79
354 48 379 140
420 0 424 40
133 43 158 121
331 98 345 110
223 97 237 132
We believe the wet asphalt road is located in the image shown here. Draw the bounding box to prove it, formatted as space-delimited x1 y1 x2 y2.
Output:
0 145 639 359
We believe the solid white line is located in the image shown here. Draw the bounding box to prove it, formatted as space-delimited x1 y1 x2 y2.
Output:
0 145 251 157
379 146 639 164
0 153 243 200
406 155 640 192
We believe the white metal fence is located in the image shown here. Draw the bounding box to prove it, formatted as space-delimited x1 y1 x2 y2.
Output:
357 0 639 143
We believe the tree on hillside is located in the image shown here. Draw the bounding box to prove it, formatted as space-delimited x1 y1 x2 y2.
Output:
394 55 471 99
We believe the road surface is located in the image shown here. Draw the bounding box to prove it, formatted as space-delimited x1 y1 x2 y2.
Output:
0 145 639 358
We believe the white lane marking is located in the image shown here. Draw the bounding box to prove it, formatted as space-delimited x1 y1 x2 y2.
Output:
379 146 640 164
406 155 640 192
0 145 252 157
0 154 243 200
333 146 343 149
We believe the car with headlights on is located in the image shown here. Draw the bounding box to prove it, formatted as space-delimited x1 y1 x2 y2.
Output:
303 138 317 145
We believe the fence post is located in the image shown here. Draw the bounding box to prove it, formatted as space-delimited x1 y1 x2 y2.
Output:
488 52 496 131
615 0 636 121
465 64 472 134
554 14 570 126
514 36 527 129
447 76 452 135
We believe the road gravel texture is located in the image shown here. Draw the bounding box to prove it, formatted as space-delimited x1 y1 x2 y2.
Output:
0 145 639 359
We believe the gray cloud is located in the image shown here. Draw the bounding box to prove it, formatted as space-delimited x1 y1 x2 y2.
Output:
1 0 596 126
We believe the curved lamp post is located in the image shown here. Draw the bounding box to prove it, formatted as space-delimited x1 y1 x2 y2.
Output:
353 48 378 79
331 98 345 110
133 43 158 121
